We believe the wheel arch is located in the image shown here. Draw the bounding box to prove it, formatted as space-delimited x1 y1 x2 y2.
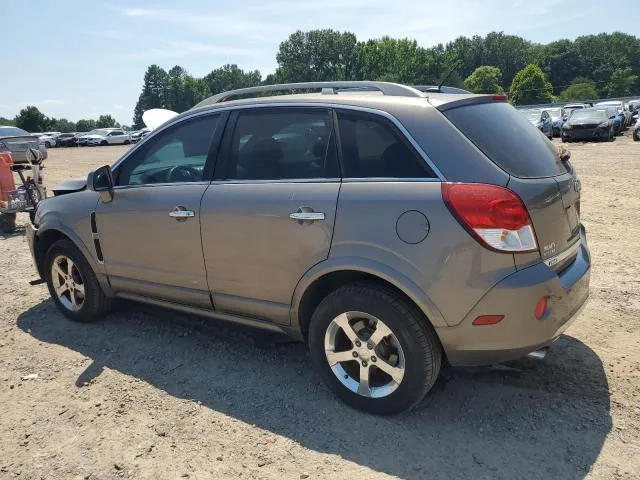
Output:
291 259 447 342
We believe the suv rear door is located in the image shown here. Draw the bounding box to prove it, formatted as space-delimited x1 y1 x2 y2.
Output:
200 107 340 325
442 101 581 270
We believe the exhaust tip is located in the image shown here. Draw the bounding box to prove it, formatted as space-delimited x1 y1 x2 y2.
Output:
526 347 549 361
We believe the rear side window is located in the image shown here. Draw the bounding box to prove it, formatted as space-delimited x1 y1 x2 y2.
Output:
444 102 567 178
223 108 338 180
337 111 435 179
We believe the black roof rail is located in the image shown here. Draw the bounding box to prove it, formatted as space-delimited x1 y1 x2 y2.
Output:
193 81 425 108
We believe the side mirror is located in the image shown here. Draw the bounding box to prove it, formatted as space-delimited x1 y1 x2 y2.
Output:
87 165 114 202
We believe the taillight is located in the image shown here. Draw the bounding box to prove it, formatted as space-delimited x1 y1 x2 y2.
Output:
442 183 538 253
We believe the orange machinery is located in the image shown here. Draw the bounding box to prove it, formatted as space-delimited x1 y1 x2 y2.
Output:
0 151 16 209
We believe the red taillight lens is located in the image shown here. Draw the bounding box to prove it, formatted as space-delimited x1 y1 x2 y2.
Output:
535 296 548 319
442 183 538 253
492 94 508 101
472 314 504 325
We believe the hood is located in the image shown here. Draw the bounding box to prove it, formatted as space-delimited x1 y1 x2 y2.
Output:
143 108 178 130
51 177 86 195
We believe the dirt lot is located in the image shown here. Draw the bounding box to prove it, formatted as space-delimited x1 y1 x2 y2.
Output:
1 137 639 480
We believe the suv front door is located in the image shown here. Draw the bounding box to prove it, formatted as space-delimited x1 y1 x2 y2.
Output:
95 113 224 307
200 107 340 325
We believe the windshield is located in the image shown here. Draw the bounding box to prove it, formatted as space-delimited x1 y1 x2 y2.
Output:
570 110 607 122
0 126 30 136
88 129 110 136
521 109 541 122
544 108 562 120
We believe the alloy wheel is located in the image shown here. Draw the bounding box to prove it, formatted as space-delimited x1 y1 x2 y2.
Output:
51 255 85 312
324 311 405 398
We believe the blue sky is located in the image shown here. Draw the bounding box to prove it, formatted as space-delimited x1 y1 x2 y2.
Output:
2 0 638 126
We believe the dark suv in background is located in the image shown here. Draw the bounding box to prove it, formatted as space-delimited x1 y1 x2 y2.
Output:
27 82 590 414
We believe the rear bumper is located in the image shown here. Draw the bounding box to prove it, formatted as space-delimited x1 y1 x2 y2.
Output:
437 227 590 366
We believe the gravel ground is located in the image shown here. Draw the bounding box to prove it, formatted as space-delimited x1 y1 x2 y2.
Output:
1 137 639 479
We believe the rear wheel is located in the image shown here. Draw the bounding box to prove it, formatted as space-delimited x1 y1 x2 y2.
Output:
45 239 113 322
0 213 16 233
124 140 130 145
308 283 442 414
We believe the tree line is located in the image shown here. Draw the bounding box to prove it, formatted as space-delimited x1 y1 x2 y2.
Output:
131 30 640 126
1 106 121 133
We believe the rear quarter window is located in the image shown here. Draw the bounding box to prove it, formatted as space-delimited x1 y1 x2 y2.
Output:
444 102 567 178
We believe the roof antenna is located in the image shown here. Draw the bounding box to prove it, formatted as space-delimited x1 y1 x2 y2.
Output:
437 60 462 92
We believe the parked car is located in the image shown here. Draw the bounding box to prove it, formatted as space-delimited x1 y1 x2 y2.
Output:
595 101 630 130
0 126 48 163
84 129 132 146
26 81 590 414
55 133 78 147
543 107 563 137
520 108 553 139
37 132 60 148
634 123 639 141
598 106 623 135
562 108 613 142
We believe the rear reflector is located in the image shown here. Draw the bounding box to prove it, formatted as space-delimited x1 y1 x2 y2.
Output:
442 183 538 253
492 95 508 101
535 296 548 319
473 315 504 325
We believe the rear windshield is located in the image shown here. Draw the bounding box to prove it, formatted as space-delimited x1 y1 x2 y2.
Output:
444 102 567 178
0 126 29 136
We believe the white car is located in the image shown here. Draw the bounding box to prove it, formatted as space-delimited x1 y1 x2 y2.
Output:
37 131 61 148
85 129 132 146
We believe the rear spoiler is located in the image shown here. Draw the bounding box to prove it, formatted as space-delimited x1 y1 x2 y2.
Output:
431 94 508 112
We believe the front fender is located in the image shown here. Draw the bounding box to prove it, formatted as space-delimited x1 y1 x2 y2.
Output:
289 256 448 332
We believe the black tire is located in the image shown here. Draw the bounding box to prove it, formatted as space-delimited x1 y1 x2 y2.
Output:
45 239 113 322
100 140 108 146
124 140 130 145
308 282 442 415
0 213 16 233
561 136 569 143
609 128 614 142
45 141 51 148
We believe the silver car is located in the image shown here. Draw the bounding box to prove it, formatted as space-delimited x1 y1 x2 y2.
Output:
25 82 590 414
0 126 47 163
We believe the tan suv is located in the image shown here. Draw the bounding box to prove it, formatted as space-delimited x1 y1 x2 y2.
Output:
26 82 590 414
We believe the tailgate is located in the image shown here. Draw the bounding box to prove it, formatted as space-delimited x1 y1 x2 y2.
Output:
507 169 581 271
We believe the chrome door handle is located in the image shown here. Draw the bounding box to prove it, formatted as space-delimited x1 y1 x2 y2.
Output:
289 212 325 221
169 206 195 220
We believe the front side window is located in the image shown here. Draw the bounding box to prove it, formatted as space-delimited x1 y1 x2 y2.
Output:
222 108 338 180
117 114 219 186
337 111 434 178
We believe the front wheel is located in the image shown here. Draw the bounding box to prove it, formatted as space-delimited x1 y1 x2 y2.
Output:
45 239 113 322
100 140 108 146
308 283 442 415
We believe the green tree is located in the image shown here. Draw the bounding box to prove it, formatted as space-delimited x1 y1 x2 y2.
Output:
509 64 554 105
14 106 49 132
0 116 16 126
96 114 118 128
538 40 584 95
463 66 503 93
75 119 96 132
132 64 169 128
202 64 261 96
276 29 357 82
559 77 599 101
353 37 436 84
48 118 76 132
606 67 638 97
